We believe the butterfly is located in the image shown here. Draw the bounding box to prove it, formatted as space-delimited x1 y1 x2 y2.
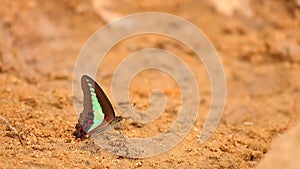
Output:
73 75 122 139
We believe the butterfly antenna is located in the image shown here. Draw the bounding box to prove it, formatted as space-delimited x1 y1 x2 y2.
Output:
122 102 136 114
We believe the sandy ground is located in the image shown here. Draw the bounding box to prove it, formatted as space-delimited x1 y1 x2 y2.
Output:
0 0 300 168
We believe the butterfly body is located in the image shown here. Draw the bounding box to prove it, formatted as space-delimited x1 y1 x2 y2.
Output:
73 75 122 139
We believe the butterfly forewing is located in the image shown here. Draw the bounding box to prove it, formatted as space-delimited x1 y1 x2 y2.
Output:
80 75 116 134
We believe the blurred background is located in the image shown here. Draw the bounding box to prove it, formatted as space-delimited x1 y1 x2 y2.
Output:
0 0 299 168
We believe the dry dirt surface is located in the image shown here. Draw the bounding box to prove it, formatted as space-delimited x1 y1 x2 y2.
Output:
0 0 300 168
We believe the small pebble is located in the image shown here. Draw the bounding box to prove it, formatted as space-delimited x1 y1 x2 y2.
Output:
244 121 254 126
85 161 90 166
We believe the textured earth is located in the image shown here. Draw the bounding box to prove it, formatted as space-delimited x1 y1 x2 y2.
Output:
0 0 300 168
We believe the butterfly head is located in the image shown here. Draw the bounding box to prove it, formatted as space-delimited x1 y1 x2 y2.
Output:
107 116 123 128
115 116 123 122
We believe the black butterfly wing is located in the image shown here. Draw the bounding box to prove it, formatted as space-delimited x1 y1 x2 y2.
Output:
73 75 117 139
80 75 116 124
